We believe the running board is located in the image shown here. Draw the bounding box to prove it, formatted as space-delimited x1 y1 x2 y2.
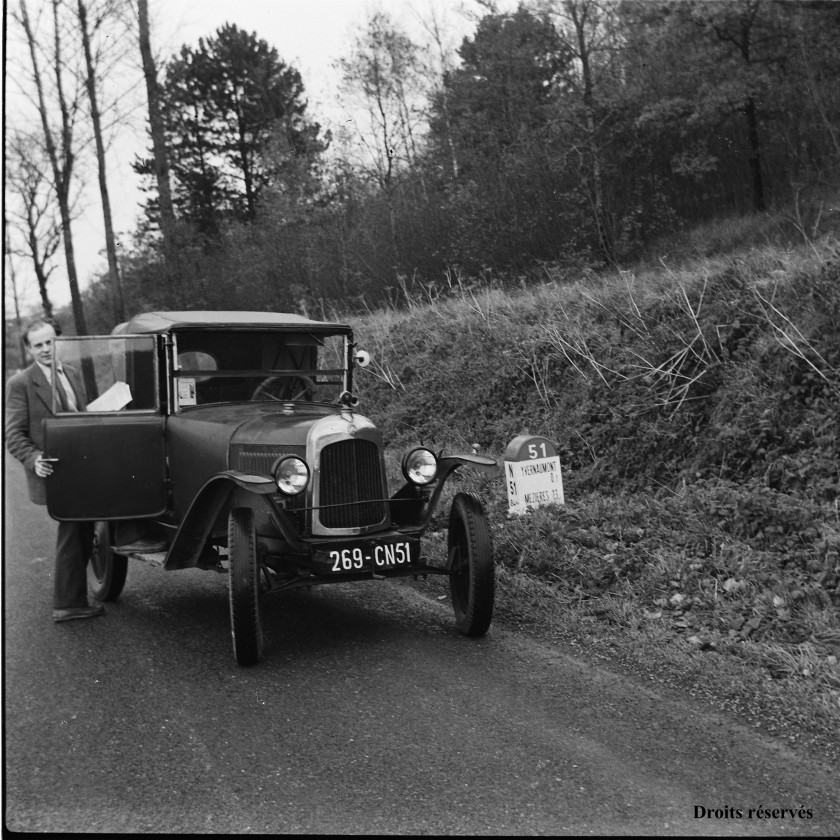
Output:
127 551 167 567
114 539 168 553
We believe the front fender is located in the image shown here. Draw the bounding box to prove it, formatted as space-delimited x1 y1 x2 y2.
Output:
390 453 497 533
163 470 276 570
438 453 497 474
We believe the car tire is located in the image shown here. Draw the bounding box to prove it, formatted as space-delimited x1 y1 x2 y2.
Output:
87 520 127 601
447 492 494 637
228 507 264 666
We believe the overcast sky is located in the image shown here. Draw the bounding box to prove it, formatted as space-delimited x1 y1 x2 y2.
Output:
156 0 413 116
7 0 494 313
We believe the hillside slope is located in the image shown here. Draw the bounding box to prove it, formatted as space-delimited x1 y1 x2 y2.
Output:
352 228 840 756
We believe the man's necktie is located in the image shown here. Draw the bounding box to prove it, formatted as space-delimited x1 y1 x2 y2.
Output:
54 370 77 412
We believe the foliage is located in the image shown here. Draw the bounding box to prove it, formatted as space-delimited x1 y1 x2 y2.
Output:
19 0 840 355
352 229 839 702
338 11 427 189
438 6 571 162
139 24 326 237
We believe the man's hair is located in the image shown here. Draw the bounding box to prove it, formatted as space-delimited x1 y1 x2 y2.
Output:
22 318 60 347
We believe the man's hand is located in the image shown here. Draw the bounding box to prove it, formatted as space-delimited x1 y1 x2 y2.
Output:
34 454 55 478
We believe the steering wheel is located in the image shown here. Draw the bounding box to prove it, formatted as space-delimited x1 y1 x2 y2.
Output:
251 375 315 402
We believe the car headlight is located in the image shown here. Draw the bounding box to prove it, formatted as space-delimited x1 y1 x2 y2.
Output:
273 456 310 495
402 448 438 485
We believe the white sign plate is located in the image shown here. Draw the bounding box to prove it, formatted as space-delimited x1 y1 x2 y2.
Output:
504 435 564 515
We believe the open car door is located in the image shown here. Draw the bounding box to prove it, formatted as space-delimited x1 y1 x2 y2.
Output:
44 335 168 521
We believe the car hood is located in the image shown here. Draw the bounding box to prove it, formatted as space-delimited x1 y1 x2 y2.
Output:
229 406 336 448
172 403 342 447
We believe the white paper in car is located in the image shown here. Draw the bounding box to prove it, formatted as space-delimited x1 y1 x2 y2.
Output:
86 381 132 411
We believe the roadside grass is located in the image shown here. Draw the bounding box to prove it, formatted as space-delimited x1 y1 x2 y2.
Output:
396 473 840 759
361 217 839 758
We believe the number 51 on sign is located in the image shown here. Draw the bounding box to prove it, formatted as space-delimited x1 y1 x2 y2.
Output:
503 435 564 515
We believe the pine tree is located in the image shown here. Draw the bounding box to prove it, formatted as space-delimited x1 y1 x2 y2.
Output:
158 24 325 235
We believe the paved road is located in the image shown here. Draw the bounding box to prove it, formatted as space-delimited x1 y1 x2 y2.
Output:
3 459 839 834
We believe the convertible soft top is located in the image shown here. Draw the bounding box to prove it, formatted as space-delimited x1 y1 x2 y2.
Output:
112 311 352 335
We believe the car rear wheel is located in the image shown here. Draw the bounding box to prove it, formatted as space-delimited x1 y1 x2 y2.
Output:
228 507 264 666
87 521 127 601
448 493 494 636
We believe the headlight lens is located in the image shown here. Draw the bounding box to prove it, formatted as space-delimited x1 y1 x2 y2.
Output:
402 448 438 485
273 456 310 495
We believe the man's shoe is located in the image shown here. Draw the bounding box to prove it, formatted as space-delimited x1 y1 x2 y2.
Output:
53 604 105 623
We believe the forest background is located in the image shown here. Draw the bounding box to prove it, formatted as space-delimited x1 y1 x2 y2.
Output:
4 0 840 752
5 0 837 337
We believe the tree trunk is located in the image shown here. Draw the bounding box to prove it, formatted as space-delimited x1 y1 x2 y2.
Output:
237 116 257 220
569 0 613 262
78 0 125 322
371 68 399 277
19 0 87 335
439 83 460 180
423 9 459 179
137 0 178 268
4 227 29 367
738 13 765 213
26 224 55 320
711 4 767 214
744 95 765 212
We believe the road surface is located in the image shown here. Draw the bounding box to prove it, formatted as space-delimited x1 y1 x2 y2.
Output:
3 459 839 834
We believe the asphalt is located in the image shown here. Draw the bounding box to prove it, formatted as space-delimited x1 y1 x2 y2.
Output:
4 458 839 834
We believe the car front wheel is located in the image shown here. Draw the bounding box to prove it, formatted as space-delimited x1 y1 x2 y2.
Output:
87 520 127 601
447 493 494 636
228 507 264 666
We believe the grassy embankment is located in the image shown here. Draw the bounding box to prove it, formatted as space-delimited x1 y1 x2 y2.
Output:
351 209 840 757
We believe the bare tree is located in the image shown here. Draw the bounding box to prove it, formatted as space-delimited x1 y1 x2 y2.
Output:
76 0 125 322
339 12 427 272
568 0 611 258
705 0 766 212
17 0 88 335
414 1 460 179
542 0 619 261
135 0 178 272
4 222 32 368
5 131 64 320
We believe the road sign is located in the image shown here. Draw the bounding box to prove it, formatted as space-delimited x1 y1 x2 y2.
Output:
504 435 564 515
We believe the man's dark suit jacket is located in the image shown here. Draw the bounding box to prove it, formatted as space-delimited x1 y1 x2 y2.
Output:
5 362 85 505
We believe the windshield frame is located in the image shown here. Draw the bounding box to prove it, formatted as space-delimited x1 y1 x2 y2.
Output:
169 330 352 412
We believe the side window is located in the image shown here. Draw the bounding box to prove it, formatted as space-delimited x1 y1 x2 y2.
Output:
178 351 217 379
54 335 158 412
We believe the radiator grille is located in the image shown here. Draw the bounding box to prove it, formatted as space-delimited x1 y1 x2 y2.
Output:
319 439 387 528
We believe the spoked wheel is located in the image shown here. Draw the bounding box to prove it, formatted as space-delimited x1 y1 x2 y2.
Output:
228 507 264 666
447 493 495 636
87 520 127 601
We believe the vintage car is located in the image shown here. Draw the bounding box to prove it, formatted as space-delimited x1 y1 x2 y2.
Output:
42 311 497 664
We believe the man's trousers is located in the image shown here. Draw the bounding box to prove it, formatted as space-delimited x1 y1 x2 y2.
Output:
54 520 94 609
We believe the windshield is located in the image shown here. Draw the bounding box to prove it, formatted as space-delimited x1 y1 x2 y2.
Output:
172 329 348 408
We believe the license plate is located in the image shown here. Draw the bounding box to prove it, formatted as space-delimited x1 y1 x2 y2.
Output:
315 538 418 573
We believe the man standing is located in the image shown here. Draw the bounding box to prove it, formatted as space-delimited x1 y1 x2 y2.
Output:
5 319 104 622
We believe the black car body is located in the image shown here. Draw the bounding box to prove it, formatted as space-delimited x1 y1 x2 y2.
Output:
43 311 497 664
